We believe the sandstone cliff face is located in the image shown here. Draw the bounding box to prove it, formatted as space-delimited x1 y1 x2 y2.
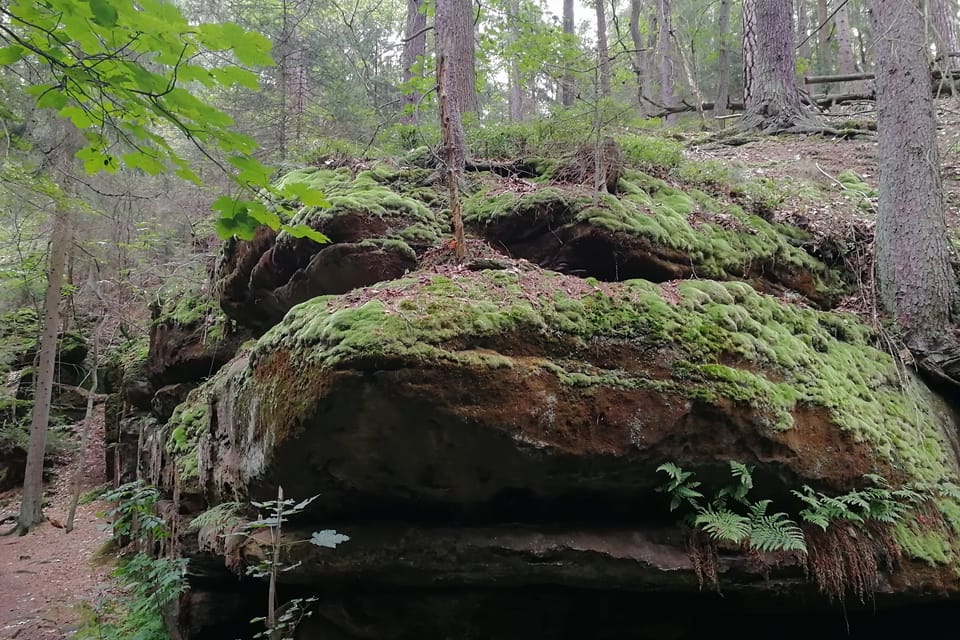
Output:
137 149 960 638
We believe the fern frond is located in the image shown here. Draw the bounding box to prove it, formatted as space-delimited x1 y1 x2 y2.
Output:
695 507 750 544
724 461 754 504
657 462 703 511
748 499 771 519
188 501 244 531
936 482 960 501
837 490 871 511
749 512 806 554
656 462 688 483
792 486 823 509
729 461 754 488
801 511 831 531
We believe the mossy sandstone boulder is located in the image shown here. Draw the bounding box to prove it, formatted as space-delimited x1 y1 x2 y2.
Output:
214 167 443 332
464 168 844 308
158 266 960 601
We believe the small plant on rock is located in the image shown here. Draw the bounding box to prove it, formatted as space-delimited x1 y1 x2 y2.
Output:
656 462 957 601
232 487 350 640
657 461 806 554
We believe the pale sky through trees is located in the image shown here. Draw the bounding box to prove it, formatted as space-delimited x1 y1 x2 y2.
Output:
543 0 597 35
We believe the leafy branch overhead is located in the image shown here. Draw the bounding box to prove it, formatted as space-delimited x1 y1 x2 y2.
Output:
0 0 328 242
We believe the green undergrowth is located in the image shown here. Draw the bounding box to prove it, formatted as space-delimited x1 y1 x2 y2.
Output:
660 461 960 587
273 166 446 247
675 159 786 218
0 307 87 372
0 308 40 372
105 337 149 391
155 295 219 328
837 170 877 209
153 271 224 332
464 117 594 159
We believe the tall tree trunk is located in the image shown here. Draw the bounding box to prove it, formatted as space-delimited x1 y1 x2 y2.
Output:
740 0 817 132
276 0 307 160
871 0 958 353
931 0 960 72
629 0 645 107
437 0 477 115
835 2 860 92
714 0 733 118
797 0 813 65
596 0 612 97
66 317 104 533
656 0 677 120
562 0 576 107
507 0 523 121
401 0 428 124
15 206 71 534
436 0 467 262
816 0 831 75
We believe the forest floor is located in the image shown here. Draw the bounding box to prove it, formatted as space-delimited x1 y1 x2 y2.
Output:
689 101 960 230
687 100 960 321
0 405 113 639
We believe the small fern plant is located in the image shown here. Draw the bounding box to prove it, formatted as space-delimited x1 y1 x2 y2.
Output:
657 461 807 554
791 474 929 531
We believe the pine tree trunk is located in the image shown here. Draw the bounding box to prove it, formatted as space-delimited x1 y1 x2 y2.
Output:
931 0 960 72
629 0 645 107
656 0 676 121
816 0 831 75
507 0 523 121
596 0 612 98
835 3 861 93
871 0 958 352
714 0 733 118
16 206 71 534
436 0 467 261
562 0 576 107
796 0 812 65
437 0 477 115
401 0 428 124
739 0 818 133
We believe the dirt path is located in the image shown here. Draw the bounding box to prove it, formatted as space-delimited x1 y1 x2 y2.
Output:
0 405 114 640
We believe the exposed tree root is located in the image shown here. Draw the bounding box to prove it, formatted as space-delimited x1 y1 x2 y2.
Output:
912 335 960 400
552 137 624 193
709 106 871 146
0 522 31 536
465 158 541 179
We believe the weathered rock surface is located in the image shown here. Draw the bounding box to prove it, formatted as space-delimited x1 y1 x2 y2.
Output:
148 297 248 388
464 171 844 308
146 263 960 637
214 168 442 332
